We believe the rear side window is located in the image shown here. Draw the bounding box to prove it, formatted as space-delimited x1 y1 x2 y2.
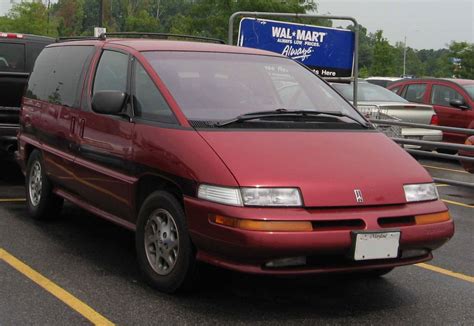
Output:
402 84 427 103
0 43 25 72
431 85 465 107
133 62 176 124
26 46 94 107
93 50 129 94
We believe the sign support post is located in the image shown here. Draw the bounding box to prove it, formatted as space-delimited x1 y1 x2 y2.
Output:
228 12 359 107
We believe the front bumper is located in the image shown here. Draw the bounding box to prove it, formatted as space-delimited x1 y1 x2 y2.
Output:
185 197 454 275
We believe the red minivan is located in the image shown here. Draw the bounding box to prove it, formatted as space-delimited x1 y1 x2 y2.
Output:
388 78 474 144
18 37 454 293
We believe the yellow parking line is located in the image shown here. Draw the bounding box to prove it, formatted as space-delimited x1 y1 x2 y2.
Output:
0 198 26 202
435 184 450 187
422 164 468 174
442 199 474 208
0 248 114 326
416 263 474 283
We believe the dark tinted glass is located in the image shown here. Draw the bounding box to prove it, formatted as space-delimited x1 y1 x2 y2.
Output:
26 46 94 106
403 84 427 103
46 46 94 107
25 47 60 100
93 51 129 94
0 43 25 72
133 62 176 124
431 85 465 107
26 43 48 72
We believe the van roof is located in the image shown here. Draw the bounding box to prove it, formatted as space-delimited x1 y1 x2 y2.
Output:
50 38 282 57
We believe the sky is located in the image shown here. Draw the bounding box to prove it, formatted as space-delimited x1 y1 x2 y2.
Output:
316 0 474 50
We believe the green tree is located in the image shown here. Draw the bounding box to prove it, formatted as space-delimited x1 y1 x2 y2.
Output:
3 2 57 37
124 9 160 32
169 0 317 42
449 41 474 79
54 0 85 36
370 30 395 76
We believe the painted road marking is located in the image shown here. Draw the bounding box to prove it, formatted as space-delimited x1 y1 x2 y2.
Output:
0 198 26 203
442 199 474 209
422 164 468 174
435 184 450 187
416 263 474 284
0 248 114 326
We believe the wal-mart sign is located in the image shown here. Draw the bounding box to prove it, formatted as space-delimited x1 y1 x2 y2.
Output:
238 18 355 77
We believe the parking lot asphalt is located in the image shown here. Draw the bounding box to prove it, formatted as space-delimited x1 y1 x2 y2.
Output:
0 157 473 325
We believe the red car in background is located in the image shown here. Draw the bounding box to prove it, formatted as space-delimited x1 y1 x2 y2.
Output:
388 78 474 145
18 37 454 293
459 136 474 173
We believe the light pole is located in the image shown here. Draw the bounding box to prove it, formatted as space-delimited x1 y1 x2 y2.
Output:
403 36 407 77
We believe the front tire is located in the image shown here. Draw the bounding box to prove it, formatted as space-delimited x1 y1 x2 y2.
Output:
135 191 196 293
25 150 63 220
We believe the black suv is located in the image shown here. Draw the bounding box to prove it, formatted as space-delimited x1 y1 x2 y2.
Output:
0 33 54 157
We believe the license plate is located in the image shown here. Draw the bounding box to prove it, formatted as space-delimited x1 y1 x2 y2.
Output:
353 231 400 261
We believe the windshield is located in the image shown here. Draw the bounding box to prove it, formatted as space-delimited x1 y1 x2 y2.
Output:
0 43 25 72
333 82 408 103
463 84 474 100
143 51 364 124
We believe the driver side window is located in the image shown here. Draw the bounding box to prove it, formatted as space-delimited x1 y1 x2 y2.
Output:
431 85 465 108
93 50 129 95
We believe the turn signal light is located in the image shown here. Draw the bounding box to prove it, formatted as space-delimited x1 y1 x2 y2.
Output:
415 211 451 225
210 215 313 232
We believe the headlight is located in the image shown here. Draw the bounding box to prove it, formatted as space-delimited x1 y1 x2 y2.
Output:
241 187 302 206
197 185 303 207
404 183 438 202
197 184 243 206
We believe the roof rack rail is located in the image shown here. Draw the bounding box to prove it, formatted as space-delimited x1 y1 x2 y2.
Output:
57 35 106 42
101 32 225 44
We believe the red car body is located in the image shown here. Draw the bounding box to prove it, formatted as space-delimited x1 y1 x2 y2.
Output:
388 78 474 144
17 39 453 285
459 136 474 173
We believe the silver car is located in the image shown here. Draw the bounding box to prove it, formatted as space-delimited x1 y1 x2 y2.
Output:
332 82 442 143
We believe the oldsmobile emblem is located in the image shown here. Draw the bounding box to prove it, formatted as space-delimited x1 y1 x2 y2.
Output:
354 189 364 203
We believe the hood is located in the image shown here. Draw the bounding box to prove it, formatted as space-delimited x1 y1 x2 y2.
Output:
198 130 432 207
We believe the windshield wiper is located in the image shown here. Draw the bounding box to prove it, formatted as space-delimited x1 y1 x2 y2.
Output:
214 108 370 128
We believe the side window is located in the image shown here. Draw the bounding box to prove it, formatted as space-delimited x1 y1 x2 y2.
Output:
133 62 177 124
93 50 129 94
0 42 25 72
45 46 94 107
25 47 59 100
431 85 465 107
403 84 427 103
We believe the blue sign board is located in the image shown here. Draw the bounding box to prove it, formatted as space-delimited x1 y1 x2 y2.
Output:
238 18 355 77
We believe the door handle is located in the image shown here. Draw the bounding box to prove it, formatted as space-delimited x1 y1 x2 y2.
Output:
70 117 76 134
79 119 85 138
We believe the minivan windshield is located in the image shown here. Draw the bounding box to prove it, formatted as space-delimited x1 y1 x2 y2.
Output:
143 51 365 125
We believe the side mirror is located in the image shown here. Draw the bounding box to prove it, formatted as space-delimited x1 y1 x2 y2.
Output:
92 91 127 115
449 98 469 110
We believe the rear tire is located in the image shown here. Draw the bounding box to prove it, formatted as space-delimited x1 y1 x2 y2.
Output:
135 191 196 293
25 150 63 220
